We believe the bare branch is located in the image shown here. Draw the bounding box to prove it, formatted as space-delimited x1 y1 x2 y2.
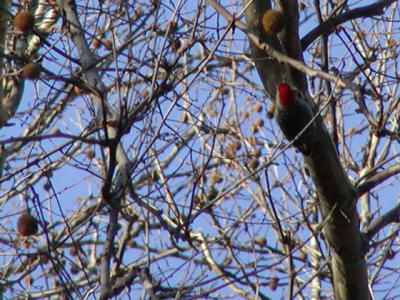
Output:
301 0 397 50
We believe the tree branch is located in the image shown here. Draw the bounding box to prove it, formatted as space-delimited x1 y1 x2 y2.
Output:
301 0 396 50
357 163 400 196
362 202 400 242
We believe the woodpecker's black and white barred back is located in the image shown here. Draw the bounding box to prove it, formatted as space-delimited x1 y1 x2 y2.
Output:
274 83 316 155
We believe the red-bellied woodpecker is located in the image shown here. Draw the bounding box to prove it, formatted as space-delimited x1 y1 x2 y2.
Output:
274 83 316 155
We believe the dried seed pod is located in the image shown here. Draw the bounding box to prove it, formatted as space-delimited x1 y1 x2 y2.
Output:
13 11 34 33
267 103 275 119
269 276 279 291
92 39 101 49
212 173 223 184
253 118 264 129
255 236 266 247
23 63 41 79
252 102 262 113
251 148 261 158
17 214 38 237
260 10 285 35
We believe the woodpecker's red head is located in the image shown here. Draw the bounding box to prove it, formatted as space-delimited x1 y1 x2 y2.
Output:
277 83 294 107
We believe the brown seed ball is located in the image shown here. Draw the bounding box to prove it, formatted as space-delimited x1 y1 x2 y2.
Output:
135 7 143 17
207 187 219 201
43 182 51 191
252 102 263 113
267 103 275 119
92 39 101 49
251 148 261 158
269 276 279 291
171 39 181 51
70 265 79 274
104 39 113 49
248 136 258 146
253 118 264 129
232 141 241 151
248 158 260 170
255 236 266 247
22 240 31 248
127 239 135 248
70 246 79 257
242 111 250 119
85 149 95 159
17 214 38 237
260 9 285 35
41 255 50 264
23 63 41 79
141 90 149 98
251 125 259 134
74 85 86 95
219 88 229 95
13 11 35 33
212 173 223 184
223 257 232 265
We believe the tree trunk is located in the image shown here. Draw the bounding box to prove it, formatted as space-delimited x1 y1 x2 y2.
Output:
243 0 370 298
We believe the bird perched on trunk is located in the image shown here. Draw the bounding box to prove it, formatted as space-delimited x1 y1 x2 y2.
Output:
274 83 316 155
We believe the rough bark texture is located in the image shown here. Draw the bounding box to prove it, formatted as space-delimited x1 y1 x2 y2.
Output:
244 0 370 298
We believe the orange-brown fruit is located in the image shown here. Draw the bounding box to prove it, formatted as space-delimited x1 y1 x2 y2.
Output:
13 11 35 33
23 63 41 79
260 9 285 35
17 214 38 237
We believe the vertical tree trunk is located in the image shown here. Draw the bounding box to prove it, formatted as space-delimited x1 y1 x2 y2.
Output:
243 0 371 298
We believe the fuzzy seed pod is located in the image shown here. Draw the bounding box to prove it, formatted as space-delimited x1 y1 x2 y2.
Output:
252 103 262 113
251 148 261 158
269 276 279 291
267 103 275 119
13 11 35 33
74 85 86 95
255 236 266 246
92 39 101 49
248 158 259 170
23 63 41 79
17 214 38 237
260 9 285 35
212 173 223 184
253 118 264 129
